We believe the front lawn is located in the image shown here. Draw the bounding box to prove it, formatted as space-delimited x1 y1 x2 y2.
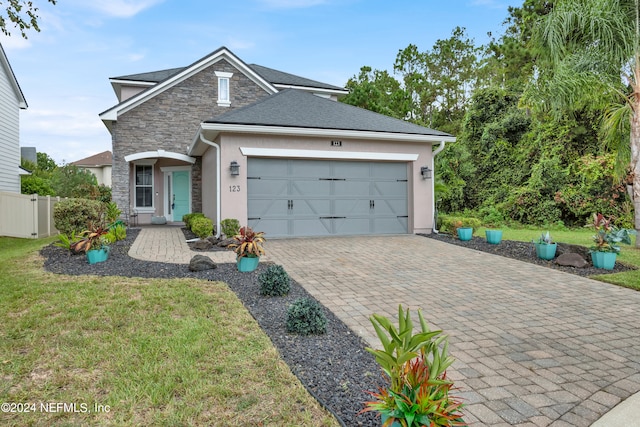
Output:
0 237 338 426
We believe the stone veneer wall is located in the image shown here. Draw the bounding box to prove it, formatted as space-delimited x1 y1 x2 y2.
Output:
110 59 270 219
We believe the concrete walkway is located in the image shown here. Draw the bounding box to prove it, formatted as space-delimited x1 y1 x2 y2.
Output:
130 227 640 426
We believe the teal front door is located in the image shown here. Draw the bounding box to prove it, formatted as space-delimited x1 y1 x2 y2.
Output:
172 171 190 221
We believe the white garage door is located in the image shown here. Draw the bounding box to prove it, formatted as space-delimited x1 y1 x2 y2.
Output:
247 158 408 237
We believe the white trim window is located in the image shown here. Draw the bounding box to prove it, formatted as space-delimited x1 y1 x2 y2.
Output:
215 71 233 107
134 162 155 210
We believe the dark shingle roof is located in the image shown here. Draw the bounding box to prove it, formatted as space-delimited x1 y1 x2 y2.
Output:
205 89 452 137
70 150 113 166
248 64 346 91
110 64 346 92
111 67 185 83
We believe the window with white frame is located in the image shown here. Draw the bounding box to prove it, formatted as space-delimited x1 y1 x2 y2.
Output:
215 71 233 107
134 163 154 209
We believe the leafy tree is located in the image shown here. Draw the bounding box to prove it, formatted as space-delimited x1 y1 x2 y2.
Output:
341 66 411 119
37 151 57 173
0 0 57 38
21 175 54 195
51 164 99 199
523 0 640 243
394 27 480 134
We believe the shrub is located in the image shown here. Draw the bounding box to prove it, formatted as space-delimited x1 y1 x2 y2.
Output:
182 212 205 231
191 216 214 239
258 265 291 296
221 218 240 237
53 198 104 236
437 214 482 234
286 298 327 335
105 223 127 242
105 202 121 223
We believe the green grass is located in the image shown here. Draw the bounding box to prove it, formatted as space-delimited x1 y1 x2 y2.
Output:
476 226 640 291
0 237 338 427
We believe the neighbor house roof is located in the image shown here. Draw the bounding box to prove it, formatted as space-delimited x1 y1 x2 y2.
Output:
0 43 27 109
70 150 112 167
205 89 452 137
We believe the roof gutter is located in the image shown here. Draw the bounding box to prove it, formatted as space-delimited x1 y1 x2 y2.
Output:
197 132 221 238
432 141 446 234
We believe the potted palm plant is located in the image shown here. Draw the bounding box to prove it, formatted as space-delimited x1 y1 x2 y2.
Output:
589 213 635 270
230 226 265 272
533 231 557 260
360 305 466 426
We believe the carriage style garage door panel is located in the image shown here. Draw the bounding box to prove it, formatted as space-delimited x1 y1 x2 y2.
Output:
247 158 408 237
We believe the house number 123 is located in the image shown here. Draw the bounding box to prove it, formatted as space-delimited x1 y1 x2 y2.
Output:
229 185 241 193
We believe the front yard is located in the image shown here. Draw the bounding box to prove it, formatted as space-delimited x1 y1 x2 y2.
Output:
0 236 338 426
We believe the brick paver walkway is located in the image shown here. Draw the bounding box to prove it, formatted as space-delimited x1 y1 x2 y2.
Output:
129 228 640 426
264 235 640 427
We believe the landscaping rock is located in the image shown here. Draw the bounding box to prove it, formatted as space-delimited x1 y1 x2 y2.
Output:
188 254 217 271
557 242 590 259
193 239 213 250
555 252 589 268
217 238 235 247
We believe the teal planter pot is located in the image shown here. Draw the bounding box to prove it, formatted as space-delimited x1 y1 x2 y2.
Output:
457 227 473 241
535 243 557 260
485 229 503 245
237 256 260 272
86 246 110 264
591 251 617 270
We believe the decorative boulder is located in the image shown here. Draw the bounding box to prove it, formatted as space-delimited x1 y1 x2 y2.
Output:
556 243 590 260
189 255 217 271
556 253 589 268
216 238 236 248
193 239 214 250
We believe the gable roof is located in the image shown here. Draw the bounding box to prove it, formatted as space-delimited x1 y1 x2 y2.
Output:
0 43 27 109
248 64 347 93
205 89 451 137
70 150 113 167
100 47 278 123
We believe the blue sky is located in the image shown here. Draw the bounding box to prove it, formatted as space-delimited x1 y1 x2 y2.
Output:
2 0 520 165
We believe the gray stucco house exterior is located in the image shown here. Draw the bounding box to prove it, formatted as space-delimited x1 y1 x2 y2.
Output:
100 47 454 237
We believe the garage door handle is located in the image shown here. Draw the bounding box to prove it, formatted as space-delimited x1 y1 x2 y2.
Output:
320 216 346 219
318 178 346 181
370 200 374 209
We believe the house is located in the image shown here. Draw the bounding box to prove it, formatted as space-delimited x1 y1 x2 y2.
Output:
70 150 113 186
0 43 28 193
100 47 455 237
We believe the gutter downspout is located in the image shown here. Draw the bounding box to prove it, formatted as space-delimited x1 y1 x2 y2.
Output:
198 132 222 238
431 141 446 233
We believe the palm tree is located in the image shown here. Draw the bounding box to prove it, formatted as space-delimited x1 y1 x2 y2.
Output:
523 0 640 244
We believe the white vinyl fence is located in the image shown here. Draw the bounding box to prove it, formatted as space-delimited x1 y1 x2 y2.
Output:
0 191 61 239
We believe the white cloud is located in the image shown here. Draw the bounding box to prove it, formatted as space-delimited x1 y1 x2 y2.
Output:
225 38 255 51
0 34 32 50
85 0 165 18
257 0 327 8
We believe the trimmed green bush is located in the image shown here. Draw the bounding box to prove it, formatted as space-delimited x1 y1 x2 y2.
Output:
286 298 327 335
191 216 214 239
53 198 104 236
221 218 240 237
105 223 127 242
182 212 205 231
258 265 291 297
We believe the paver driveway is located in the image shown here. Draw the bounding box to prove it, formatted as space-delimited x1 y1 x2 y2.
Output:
264 234 640 426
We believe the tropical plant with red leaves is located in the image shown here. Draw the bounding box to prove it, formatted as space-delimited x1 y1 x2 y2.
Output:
589 213 635 253
362 350 466 427
69 223 109 253
229 226 265 259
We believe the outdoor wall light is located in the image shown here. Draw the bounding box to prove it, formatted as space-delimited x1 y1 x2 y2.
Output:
420 166 432 179
230 161 240 176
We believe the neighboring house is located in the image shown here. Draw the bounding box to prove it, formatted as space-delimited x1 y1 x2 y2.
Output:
0 43 28 193
70 150 113 187
100 47 455 237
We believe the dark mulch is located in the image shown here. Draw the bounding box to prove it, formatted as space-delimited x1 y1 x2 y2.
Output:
423 232 636 277
40 228 384 426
